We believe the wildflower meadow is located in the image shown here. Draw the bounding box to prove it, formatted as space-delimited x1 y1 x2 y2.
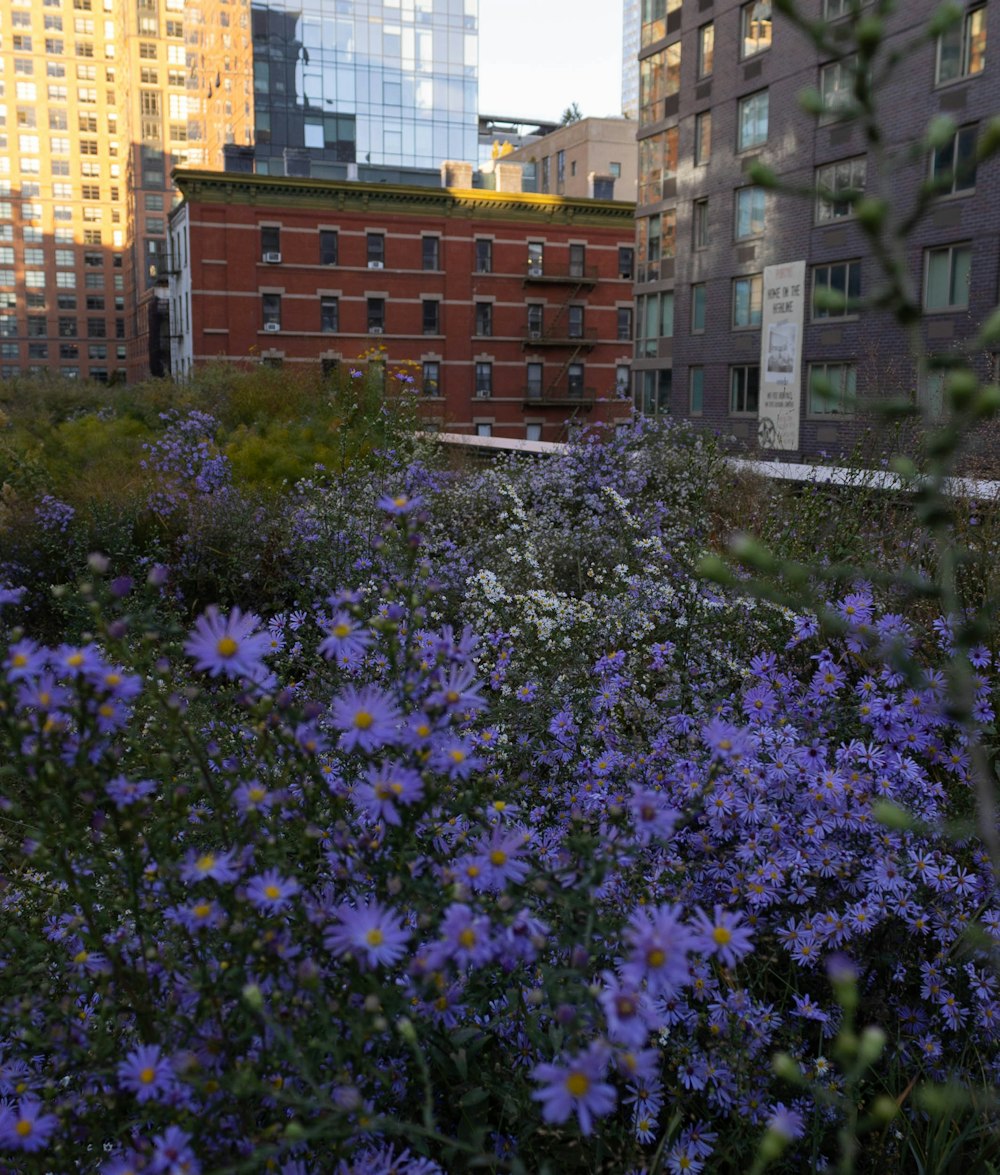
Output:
2 383 1000 1174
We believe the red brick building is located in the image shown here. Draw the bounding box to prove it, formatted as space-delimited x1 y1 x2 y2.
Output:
167 170 636 440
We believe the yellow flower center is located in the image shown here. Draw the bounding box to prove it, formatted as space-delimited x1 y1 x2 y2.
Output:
16 1120 33 1138
196 854 215 873
12 653 27 667
248 787 266 802
354 710 374 730
647 948 666 968
193 903 212 919
217 636 238 658
393 495 408 508
458 928 477 948
332 623 351 638
365 928 384 947
105 674 122 687
139 1066 156 1084
712 926 733 947
565 1072 590 1098
67 653 84 667
450 749 466 764
73 950 89 964
489 850 507 867
265 885 281 900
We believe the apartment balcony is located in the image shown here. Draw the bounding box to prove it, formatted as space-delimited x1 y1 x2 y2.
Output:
523 263 599 286
522 386 596 408
522 327 598 348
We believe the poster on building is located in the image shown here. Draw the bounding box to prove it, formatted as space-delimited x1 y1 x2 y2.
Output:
758 260 806 451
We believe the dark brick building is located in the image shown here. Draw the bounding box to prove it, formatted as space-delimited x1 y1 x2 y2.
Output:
634 0 998 459
167 170 636 441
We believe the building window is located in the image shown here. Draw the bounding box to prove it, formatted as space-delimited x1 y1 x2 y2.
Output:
262 293 281 329
698 22 714 79
541 156 550 193
569 243 585 278
475 302 492 337
693 198 710 250
367 233 385 267
423 299 440 335
422 235 440 271
616 364 631 395
610 161 622 178
319 230 338 265
639 42 681 124
475 361 492 397
475 423 493 438
619 247 634 280
808 361 856 415
932 124 977 195
526 361 543 398
320 296 339 333
422 360 440 396
261 225 280 260
695 111 712 166
475 239 492 273
617 307 633 341
733 275 763 328
568 305 584 339
567 363 585 396
816 156 866 222
734 186 766 240
823 0 851 16
936 5 986 85
738 90 769 151
812 260 861 319
367 298 385 331
730 364 760 413
527 304 544 338
691 283 707 333
741 1 772 58
820 56 856 123
557 150 566 192
526 422 543 442
924 243 971 311
527 241 543 276
689 366 704 415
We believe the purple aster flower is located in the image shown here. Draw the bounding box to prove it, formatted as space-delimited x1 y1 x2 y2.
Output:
622 904 696 996
246 869 300 913
531 1042 616 1135
0 1097 60 1152
598 974 657 1048
184 605 273 682
317 611 374 662
377 492 423 514
166 899 227 932
117 1043 176 1104
4 638 46 683
429 737 484 780
791 993 830 1023
325 899 411 969
354 761 425 825
689 906 755 968
427 665 487 714
101 1155 145 1175
149 1124 200 1174
767 1102 805 1140
105 775 157 809
232 780 275 815
53 642 104 678
425 903 494 970
179 848 240 884
702 717 750 761
464 827 531 891
331 685 402 752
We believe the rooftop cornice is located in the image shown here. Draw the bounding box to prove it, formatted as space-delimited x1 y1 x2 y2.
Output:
170 169 636 225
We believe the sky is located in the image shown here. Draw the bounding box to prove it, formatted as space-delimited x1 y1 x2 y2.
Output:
478 0 624 125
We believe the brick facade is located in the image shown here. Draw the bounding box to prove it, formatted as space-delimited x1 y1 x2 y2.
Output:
168 171 636 441
636 1 1000 463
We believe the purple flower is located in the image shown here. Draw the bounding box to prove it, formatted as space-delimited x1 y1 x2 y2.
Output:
331 685 402 752
531 1042 616 1135
325 899 411 969
4 638 46 683
378 493 423 514
179 848 240 884
149 1124 201 1174
767 1102 805 1140
354 761 425 825
622 904 695 996
0 1097 60 1152
184 606 273 682
317 611 373 661
117 1044 176 1103
246 870 300 913
689 906 755 968
105 776 157 809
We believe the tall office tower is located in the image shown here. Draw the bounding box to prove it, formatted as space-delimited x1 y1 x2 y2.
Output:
622 0 640 119
249 0 479 182
633 1 998 461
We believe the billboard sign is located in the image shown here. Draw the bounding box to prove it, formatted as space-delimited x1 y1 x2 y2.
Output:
758 260 806 451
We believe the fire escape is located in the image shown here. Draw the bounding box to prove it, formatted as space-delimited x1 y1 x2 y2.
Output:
521 253 598 408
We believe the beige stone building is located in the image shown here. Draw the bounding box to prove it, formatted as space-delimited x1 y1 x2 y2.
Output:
504 117 638 203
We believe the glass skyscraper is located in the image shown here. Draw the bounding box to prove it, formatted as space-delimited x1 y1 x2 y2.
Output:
249 0 480 178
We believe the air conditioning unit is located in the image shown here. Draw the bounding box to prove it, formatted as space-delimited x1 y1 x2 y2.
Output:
369 326 383 335
529 329 542 340
263 251 282 263
263 321 280 332
368 260 384 269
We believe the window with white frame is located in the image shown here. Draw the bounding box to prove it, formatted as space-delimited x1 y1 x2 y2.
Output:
820 55 856 123
741 1 772 58
815 156 866 222
936 5 986 85
730 365 760 413
924 243 971 311
931 124 977 195
735 186 765 240
737 90 769 151
812 260 861 319
808 361 856 415
733 274 763 328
